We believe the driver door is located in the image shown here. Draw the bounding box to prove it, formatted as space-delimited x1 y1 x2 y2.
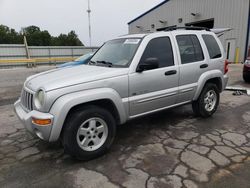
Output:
128 36 179 117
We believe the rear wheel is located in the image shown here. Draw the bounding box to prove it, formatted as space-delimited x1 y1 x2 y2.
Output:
62 105 116 160
243 74 250 83
192 83 220 118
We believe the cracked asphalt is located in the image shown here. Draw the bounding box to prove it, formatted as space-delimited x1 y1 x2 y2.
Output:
0 65 250 188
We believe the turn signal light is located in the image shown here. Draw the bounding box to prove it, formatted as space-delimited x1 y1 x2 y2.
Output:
32 118 52 126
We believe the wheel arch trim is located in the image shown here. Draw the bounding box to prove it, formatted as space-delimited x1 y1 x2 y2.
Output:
48 88 127 142
193 70 224 101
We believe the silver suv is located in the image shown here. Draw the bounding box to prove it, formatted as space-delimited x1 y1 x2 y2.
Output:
15 28 229 160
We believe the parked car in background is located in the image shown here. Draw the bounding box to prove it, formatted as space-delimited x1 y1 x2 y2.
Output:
243 58 250 83
58 53 93 68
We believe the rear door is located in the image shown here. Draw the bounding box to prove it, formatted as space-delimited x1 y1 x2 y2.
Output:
128 35 179 117
173 33 208 103
202 34 224 72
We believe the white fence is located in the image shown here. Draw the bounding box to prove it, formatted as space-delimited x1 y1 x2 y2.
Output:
0 44 98 67
0 44 98 60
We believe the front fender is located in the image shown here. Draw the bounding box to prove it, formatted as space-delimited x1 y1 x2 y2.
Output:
48 88 127 141
193 70 224 101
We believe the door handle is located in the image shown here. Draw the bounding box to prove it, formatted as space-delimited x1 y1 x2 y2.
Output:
165 70 177 76
200 64 208 69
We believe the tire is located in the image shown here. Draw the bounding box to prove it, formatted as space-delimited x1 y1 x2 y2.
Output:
243 74 250 83
192 83 220 118
62 105 116 160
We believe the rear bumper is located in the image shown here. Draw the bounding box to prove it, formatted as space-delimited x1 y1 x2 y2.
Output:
14 99 54 141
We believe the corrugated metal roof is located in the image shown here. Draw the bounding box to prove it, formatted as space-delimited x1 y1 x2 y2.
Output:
128 0 170 25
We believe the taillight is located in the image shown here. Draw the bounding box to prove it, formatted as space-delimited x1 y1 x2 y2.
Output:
224 60 229 74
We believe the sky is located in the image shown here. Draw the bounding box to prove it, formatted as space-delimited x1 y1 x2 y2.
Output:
0 0 163 46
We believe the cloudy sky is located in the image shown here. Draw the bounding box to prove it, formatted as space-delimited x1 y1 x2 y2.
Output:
0 0 163 46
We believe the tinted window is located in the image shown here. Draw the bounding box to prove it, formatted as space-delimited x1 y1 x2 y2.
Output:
202 35 222 59
176 35 204 64
191 35 204 61
140 37 174 68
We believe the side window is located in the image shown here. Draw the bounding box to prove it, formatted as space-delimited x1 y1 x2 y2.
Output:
140 37 174 68
202 34 222 59
176 35 204 64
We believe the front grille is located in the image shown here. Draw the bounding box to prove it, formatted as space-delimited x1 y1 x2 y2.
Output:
21 89 33 111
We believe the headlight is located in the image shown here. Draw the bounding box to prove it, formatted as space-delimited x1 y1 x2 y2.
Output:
245 60 250 64
34 89 45 110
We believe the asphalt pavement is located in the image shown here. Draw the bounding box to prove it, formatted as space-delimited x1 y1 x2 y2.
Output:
0 64 250 188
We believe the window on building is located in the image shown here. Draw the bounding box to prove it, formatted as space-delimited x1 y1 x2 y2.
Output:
176 35 204 64
202 35 222 59
140 37 174 68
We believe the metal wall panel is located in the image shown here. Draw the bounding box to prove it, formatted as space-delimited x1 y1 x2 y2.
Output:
29 48 50 57
0 44 26 59
49 48 73 57
0 45 98 60
72 48 93 56
129 0 250 62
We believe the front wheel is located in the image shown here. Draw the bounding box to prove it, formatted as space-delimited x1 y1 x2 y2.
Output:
62 105 116 160
192 83 220 118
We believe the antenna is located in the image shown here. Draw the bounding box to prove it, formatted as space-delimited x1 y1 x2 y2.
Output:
87 0 92 46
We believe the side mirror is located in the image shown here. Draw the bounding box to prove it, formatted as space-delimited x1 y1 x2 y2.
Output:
136 58 159 72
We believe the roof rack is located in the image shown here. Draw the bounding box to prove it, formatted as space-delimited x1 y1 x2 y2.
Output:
165 26 210 31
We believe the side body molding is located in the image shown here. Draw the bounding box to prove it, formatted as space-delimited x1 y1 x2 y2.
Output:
193 70 224 101
48 88 127 141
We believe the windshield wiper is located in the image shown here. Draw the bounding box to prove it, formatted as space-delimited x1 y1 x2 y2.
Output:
96 61 113 67
88 60 97 65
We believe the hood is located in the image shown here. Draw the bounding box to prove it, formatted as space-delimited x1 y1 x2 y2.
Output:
25 65 128 92
58 61 79 68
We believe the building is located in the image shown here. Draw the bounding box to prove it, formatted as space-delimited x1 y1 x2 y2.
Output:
128 0 250 63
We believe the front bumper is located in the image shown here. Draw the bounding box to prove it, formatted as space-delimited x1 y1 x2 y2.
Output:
14 99 54 141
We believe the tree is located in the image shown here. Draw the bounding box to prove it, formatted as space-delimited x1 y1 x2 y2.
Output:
51 31 83 46
51 34 68 46
66 31 83 46
23 26 52 46
0 25 22 44
0 25 84 46
23 25 40 34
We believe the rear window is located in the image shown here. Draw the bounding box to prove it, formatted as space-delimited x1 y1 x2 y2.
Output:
202 35 222 59
176 35 204 64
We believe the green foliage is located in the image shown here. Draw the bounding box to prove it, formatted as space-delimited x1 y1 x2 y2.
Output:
0 25 22 44
51 31 83 46
0 25 84 46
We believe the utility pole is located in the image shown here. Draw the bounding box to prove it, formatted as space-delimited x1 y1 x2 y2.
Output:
21 28 33 67
87 0 92 47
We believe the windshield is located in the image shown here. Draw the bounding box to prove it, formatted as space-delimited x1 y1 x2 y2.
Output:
90 38 141 67
75 53 93 62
